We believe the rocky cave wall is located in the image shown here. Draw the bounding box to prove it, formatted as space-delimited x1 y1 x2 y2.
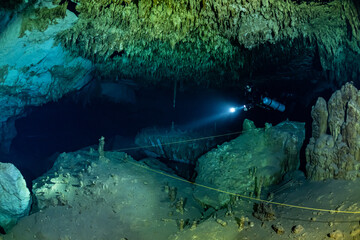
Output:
52 0 360 87
0 1 93 152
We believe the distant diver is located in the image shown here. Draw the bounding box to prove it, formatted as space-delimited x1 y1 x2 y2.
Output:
242 84 286 112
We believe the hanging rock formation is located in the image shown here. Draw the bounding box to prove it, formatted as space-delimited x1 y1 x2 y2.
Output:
193 119 305 209
306 82 360 181
0 162 31 232
53 0 360 87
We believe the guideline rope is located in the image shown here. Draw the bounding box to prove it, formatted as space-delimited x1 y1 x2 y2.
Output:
112 128 360 214
121 158 360 214
113 130 243 152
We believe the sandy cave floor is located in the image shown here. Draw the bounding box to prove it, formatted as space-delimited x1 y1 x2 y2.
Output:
1 149 360 240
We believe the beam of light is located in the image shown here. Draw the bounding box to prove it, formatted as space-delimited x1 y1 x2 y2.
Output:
182 112 229 129
229 105 245 113
181 104 246 130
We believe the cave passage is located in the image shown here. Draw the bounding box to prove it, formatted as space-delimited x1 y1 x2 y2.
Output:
5 83 315 186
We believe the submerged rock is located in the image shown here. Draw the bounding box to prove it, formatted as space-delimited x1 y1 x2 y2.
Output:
135 127 218 165
28 149 203 240
306 82 360 180
0 162 31 232
194 119 305 209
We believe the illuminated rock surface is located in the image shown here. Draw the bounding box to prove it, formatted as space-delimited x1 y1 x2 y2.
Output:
306 82 360 180
194 119 305 209
25 149 202 239
0 1 92 152
4 148 360 240
0 162 30 232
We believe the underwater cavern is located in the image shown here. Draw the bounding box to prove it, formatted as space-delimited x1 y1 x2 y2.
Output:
0 0 360 239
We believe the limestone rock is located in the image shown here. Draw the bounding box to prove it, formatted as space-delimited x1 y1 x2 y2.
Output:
242 118 256 131
193 119 305 209
0 1 93 152
135 127 218 165
28 149 203 240
253 203 276 222
329 229 344 240
292 225 304 234
306 82 360 180
0 162 31 232
350 228 360 237
55 0 360 87
272 224 285 235
311 97 328 139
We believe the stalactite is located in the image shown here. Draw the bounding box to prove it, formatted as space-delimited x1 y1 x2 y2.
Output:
173 78 177 109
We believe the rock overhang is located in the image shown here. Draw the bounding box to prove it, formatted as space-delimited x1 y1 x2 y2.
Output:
51 0 360 87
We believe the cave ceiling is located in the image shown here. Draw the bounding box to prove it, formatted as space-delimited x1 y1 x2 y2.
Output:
58 0 360 88
3 0 359 89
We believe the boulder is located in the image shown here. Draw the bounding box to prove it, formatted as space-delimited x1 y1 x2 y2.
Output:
306 82 360 180
194 119 305 209
0 162 31 232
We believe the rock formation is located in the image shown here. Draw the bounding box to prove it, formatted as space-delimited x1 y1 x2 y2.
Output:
0 1 93 152
306 82 360 181
28 149 203 239
0 162 31 232
54 0 360 87
194 119 305 209
135 126 218 165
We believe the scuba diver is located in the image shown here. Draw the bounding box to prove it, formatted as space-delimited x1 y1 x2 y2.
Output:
238 84 286 112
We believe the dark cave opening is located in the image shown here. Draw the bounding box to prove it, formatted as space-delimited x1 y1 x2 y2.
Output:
109 50 126 59
59 0 79 16
6 86 254 186
4 73 335 188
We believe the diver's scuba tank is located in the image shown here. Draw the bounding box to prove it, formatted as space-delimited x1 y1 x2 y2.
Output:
262 97 285 112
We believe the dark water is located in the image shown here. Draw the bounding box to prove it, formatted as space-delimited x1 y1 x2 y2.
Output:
4 85 311 187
